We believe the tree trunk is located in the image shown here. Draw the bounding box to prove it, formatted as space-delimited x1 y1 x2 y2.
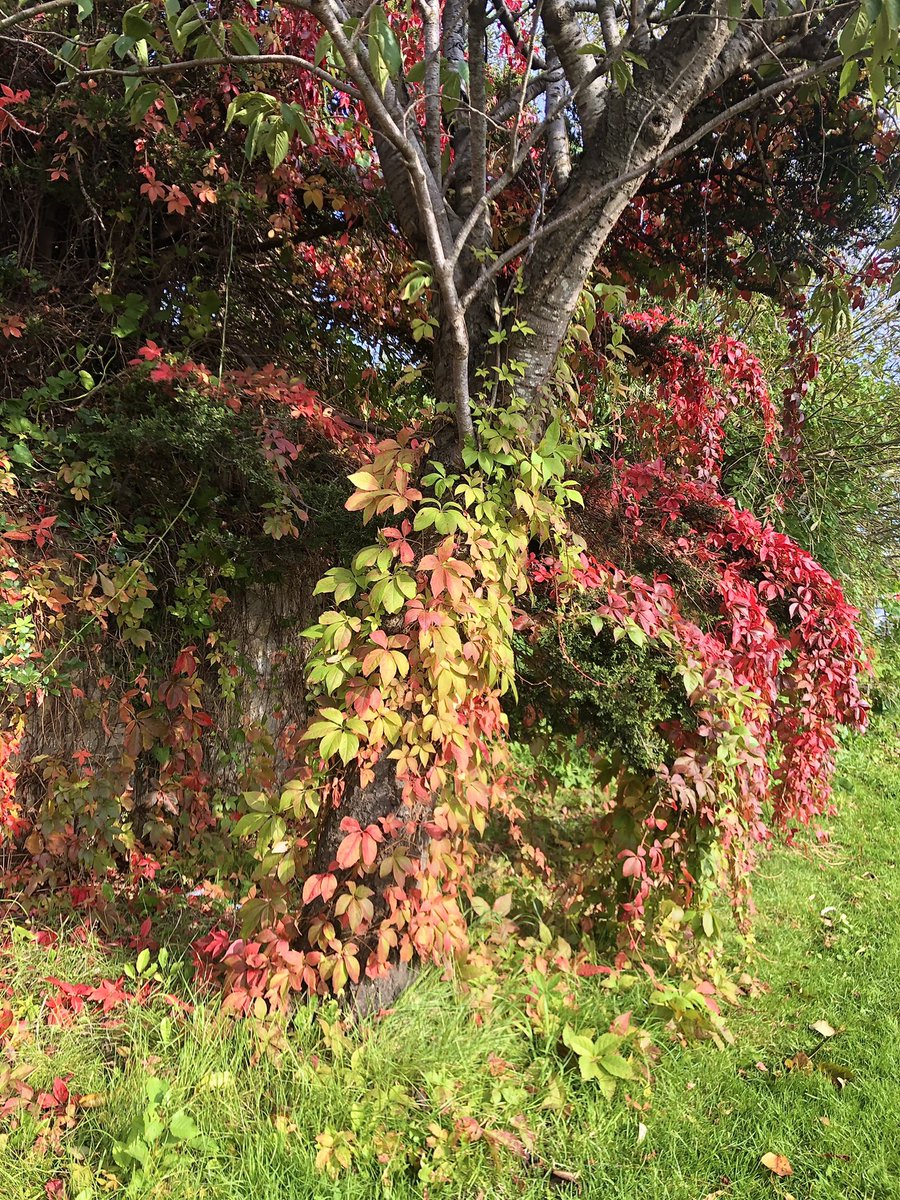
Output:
312 752 426 1015
509 18 734 405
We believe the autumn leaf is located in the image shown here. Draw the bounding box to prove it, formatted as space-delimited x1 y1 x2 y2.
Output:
809 1019 837 1038
760 1152 793 1177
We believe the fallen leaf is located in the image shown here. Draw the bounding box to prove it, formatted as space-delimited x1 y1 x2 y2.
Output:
810 1019 837 1038
760 1153 793 1177
755 1061 768 1072
785 1050 813 1073
547 1164 581 1187
819 1115 831 1126
637 1122 648 1145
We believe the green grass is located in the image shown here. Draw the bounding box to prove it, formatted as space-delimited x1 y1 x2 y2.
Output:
2 722 899 1199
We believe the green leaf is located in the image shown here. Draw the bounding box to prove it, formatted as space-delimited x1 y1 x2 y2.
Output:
168 1109 200 1141
867 55 886 102
441 66 461 115
233 811 267 837
612 59 632 94
123 1137 150 1165
89 31 119 68
269 127 290 169
369 39 388 94
562 1025 596 1058
413 507 438 531
838 5 871 55
337 731 360 765
280 103 314 146
319 728 343 760
145 1077 168 1106
395 572 417 599
304 720 341 741
838 57 860 98
162 87 179 126
539 418 560 455
171 4 203 54
230 20 260 55
193 32 221 61
122 3 154 39
314 32 332 64
129 82 161 125
370 6 402 77
598 1053 634 1080
113 33 135 58
880 213 900 251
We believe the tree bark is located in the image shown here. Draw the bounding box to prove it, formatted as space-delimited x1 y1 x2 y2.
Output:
509 12 734 406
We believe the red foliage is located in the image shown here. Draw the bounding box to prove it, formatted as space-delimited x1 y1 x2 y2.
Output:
526 313 867 933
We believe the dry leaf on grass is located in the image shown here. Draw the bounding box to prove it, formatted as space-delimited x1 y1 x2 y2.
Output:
760 1152 793 1177
810 1019 837 1038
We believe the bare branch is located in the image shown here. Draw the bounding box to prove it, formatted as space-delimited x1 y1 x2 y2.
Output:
597 0 621 51
544 43 572 188
491 0 548 68
0 0 71 33
71 53 362 100
461 51 846 311
543 0 607 138
466 0 488 227
308 0 474 439
419 0 443 176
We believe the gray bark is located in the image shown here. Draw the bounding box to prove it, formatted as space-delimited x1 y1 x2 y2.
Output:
508 9 735 405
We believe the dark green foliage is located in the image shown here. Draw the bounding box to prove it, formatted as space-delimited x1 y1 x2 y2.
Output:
511 620 689 774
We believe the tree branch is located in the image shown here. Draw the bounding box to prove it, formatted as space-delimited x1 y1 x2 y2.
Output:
543 0 607 138
71 54 362 100
419 0 443 176
462 51 845 311
0 0 71 32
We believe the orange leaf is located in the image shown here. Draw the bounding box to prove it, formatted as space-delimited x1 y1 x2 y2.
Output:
760 1153 793 1177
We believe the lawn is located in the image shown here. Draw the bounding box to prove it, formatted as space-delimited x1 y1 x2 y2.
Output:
1 721 898 1200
